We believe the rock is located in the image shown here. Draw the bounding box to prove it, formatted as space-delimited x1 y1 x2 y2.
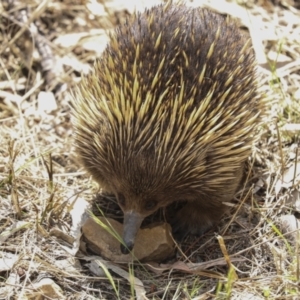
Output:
82 217 175 262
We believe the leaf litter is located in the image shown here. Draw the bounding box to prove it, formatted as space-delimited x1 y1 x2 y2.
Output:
0 0 300 298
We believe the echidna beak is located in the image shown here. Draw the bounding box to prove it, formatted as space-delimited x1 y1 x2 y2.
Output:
120 211 144 254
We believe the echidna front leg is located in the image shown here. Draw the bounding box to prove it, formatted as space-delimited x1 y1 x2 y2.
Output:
171 200 229 240
172 164 245 239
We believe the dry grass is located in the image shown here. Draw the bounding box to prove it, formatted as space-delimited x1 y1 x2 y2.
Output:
0 0 300 299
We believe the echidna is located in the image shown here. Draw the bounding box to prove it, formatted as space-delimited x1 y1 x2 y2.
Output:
72 3 265 254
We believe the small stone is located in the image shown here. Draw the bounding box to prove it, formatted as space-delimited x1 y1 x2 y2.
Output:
278 215 300 245
82 217 175 262
37 91 57 114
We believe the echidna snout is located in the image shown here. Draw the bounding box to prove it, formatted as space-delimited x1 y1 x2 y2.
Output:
120 211 144 254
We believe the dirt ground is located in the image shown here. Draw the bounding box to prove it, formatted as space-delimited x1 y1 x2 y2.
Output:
1 0 300 299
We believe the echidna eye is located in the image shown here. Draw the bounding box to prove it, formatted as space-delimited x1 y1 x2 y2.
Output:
145 201 157 211
118 193 126 207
